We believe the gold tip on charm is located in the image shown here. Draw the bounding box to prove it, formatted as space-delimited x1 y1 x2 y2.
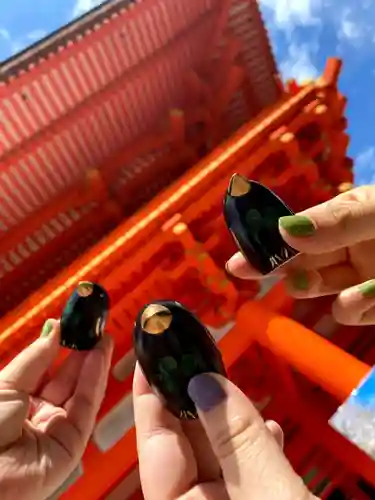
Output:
228 174 251 197
77 281 94 297
141 304 172 335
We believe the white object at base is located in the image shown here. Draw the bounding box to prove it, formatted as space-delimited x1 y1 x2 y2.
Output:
330 366 375 459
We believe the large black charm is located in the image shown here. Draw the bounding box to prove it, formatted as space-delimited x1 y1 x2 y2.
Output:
60 281 109 350
134 300 226 420
224 174 298 275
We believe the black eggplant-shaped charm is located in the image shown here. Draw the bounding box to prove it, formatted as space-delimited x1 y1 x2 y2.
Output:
134 300 226 420
224 174 298 275
60 281 109 351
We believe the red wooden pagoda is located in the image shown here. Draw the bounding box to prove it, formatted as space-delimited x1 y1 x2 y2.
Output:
2 1 372 500
0 0 286 314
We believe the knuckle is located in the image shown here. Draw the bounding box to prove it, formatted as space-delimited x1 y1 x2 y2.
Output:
351 185 375 203
338 185 372 204
326 199 354 227
213 414 266 461
325 196 364 243
141 425 172 443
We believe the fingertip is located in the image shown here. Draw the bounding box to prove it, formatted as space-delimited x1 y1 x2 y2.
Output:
39 318 60 343
99 336 114 380
188 373 265 429
188 372 260 419
278 226 300 247
188 373 227 413
278 215 316 239
284 268 313 294
265 420 284 449
90 335 114 372
0 319 61 394
206 372 230 388
278 217 321 255
133 362 152 397
332 282 375 325
283 268 323 298
100 334 114 355
226 252 264 279
48 318 60 329
75 335 113 396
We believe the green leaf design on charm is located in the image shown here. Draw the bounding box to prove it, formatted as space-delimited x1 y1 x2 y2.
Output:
157 356 179 394
156 353 208 395
159 356 178 373
263 206 280 229
245 209 263 233
180 353 205 377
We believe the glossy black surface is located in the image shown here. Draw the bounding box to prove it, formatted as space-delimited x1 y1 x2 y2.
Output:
224 174 298 275
60 282 109 350
134 300 226 420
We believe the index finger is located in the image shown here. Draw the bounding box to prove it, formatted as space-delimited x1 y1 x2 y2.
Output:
279 185 375 254
133 364 197 500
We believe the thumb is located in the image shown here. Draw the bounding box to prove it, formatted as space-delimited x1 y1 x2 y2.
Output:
278 185 375 254
188 374 312 500
0 319 60 449
0 319 60 394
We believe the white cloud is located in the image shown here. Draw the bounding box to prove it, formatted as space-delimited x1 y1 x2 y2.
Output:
340 19 360 41
0 27 17 57
337 7 370 48
260 0 322 34
355 147 375 186
72 0 106 18
0 28 10 41
27 29 47 42
259 0 320 83
258 0 374 188
280 43 318 82
0 27 47 58
260 0 375 50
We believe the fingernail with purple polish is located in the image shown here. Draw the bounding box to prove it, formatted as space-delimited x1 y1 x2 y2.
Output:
188 373 226 412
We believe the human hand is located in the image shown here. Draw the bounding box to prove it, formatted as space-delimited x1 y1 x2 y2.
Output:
0 319 113 500
227 185 375 325
134 364 315 499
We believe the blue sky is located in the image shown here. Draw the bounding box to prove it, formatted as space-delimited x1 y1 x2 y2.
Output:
260 0 375 187
351 367 375 408
0 0 374 186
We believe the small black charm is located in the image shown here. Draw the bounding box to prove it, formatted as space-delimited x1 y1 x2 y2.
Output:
133 300 226 420
224 174 298 275
60 281 109 351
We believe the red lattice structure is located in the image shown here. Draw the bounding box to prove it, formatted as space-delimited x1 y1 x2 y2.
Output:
1 2 373 500
0 0 285 314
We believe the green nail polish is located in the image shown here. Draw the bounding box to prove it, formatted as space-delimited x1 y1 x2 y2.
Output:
291 270 310 291
359 280 375 298
40 319 54 338
279 215 315 237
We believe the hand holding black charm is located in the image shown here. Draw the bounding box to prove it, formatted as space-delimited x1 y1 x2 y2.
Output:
60 281 110 350
223 174 298 275
133 300 226 420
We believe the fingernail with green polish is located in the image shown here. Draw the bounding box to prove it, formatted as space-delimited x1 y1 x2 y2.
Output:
40 319 55 338
291 270 310 291
359 280 375 298
279 215 315 237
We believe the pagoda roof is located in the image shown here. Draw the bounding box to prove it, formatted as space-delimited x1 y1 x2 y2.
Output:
0 0 134 81
0 0 281 236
